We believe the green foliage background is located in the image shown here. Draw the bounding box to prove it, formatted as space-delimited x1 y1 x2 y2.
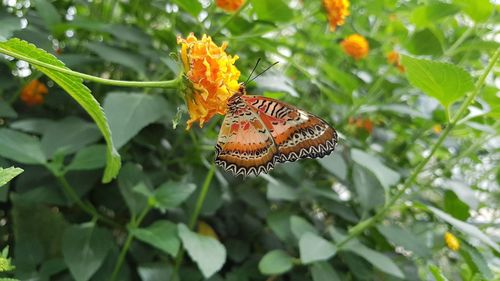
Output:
0 0 499 280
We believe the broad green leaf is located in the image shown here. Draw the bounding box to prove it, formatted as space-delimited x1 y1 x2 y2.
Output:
352 164 385 210
258 250 293 275
317 154 347 181
0 17 21 41
427 206 500 252
66 145 107 171
131 220 180 257
454 0 494 22
443 190 470 220
0 38 121 183
103 92 169 149
377 224 431 258
251 0 293 22
83 42 146 75
117 163 151 216
0 128 46 164
10 118 54 134
170 0 202 17
445 180 479 210
153 181 196 212
311 262 342 281
411 3 459 28
351 149 400 190
460 241 494 280
429 264 449 281
406 29 443 56
0 102 17 118
41 117 101 158
402 55 474 109
299 233 337 264
32 0 62 30
178 224 226 278
62 224 113 281
265 176 298 201
266 210 293 242
0 167 23 187
290 216 317 240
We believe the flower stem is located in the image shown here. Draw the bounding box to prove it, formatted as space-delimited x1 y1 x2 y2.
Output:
109 205 151 281
337 48 500 248
56 175 120 228
172 164 216 278
0 47 181 88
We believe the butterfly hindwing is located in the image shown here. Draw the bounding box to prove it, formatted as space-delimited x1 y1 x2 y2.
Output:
215 95 280 176
240 95 338 163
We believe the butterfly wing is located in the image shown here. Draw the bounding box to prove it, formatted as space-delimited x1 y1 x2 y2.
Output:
215 95 280 176
241 95 338 163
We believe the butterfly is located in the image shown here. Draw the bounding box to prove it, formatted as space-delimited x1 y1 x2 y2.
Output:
215 84 338 176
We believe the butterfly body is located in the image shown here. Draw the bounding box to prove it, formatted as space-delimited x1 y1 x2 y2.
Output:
215 86 337 176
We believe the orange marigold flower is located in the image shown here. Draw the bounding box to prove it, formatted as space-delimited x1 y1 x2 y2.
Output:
216 0 244 12
444 231 460 251
387 50 405 72
323 0 350 31
20 79 48 106
341 34 369 60
177 33 241 129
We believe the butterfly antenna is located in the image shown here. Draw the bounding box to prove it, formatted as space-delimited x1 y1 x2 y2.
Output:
244 58 262 85
247 61 279 84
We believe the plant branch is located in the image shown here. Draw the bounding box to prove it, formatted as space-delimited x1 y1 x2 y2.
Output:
337 48 500 248
0 47 181 88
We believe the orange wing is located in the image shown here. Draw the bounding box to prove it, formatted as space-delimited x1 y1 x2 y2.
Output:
240 95 338 163
215 95 280 176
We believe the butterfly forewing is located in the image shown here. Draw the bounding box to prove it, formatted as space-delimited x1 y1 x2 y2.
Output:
241 95 338 163
215 95 280 176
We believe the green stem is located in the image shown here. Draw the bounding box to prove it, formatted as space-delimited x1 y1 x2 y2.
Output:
337 48 500 248
212 1 250 35
109 205 151 281
0 47 181 88
443 26 474 58
172 164 216 279
56 175 119 228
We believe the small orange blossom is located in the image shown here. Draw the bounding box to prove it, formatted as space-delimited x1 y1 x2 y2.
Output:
323 0 350 31
177 33 241 129
387 50 405 72
341 34 369 60
216 0 244 12
20 79 48 106
444 231 460 251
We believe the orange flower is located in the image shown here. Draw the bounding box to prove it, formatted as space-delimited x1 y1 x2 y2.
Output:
341 34 369 60
20 79 48 106
387 50 405 72
444 232 460 251
177 33 241 129
432 124 442 134
216 0 244 12
323 0 350 31
348 117 373 134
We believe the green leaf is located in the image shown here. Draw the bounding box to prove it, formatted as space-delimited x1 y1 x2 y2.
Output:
411 3 459 28
0 167 23 187
170 0 202 17
406 29 443 56
251 0 293 22
443 190 470 220
258 250 293 275
0 38 121 183
265 176 298 201
178 224 226 278
310 262 342 281
266 210 293 242
103 92 169 149
32 0 62 30
377 224 431 258
290 216 318 240
460 241 494 280
117 163 151 216
62 224 114 281
299 233 337 264
0 128 46 164
401 55 474 109
66 145 107 172
41 117 101 158
153 181 196 212
0 102 17 118
427 206 500 252
429 264 449 281
83 42 147 75
352 164 385 210
131 220 180 257
317 154 347 181
0 16 21 41
351 149 400 190
453 0 494 22
137 263 173 281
